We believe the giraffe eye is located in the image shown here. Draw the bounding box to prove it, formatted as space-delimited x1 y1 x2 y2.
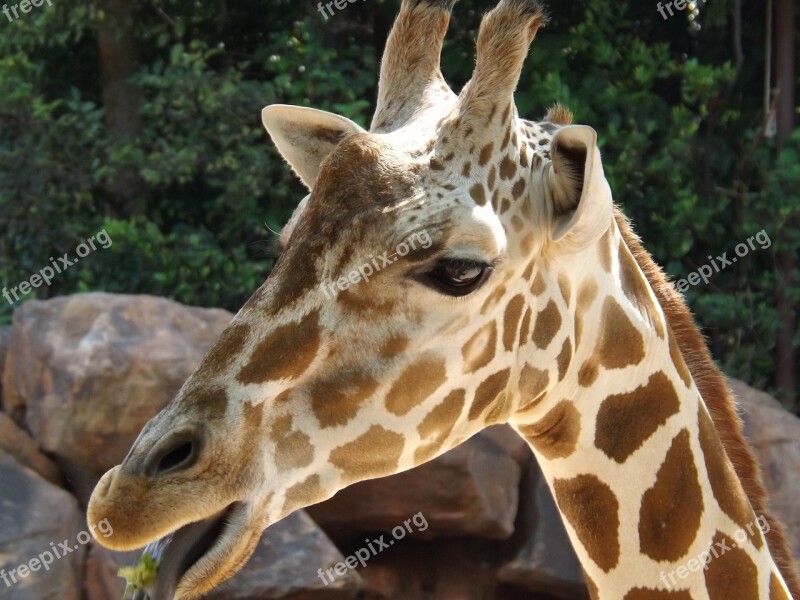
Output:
419 258 492 296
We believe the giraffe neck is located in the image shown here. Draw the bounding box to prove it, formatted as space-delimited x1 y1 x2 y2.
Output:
509 222 790 599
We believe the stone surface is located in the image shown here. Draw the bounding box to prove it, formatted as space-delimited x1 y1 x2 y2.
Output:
498 460 589 600
482 424 533 467
206 511 360 599
2 293 232 498
0 412 61 486
88 511 360 600
0 449 86 600
730 377 800 564
308 432 522 540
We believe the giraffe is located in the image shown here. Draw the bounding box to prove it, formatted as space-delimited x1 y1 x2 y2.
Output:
87 0 800 598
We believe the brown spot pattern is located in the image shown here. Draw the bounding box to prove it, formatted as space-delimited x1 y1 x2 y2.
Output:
282 474 325 513
553 474 620 572
480 284 507 314
271 414 314 471
578 359 599 387
531 300 562 349
468 368 510 421
188 385 229 421
311 370 379 428
704 531 759 600
479 143 494 166
556 338 572 382
697 406 762 548
462 322 497 373
329 425 405 485
619 243 666 338
379 335 409 358
503 294 526 351
338 287 397 317
385 355 447 416
237 310 320 384
415 389 466 463
518 400 581 460
196 322 250 377
488 165 497 191
518 364 549 408
574 277 599 348
531 272 546 295
771 573 792 600
639 429 704 561
499 155 517 180
512 177 527 200
558 275 572 306
470 183 487 206
595 297 645 369
594 371 681 463
669 331 692 388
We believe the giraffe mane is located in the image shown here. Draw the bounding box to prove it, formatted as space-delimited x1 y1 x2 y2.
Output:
545 103 573 125
614 207 800 598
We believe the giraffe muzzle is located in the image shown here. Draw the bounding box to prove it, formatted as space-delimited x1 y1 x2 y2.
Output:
123 500 251 600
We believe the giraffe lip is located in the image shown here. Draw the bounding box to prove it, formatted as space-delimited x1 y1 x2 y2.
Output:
143 502 241 599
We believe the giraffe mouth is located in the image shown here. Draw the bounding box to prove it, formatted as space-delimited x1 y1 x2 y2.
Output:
129 501 244 600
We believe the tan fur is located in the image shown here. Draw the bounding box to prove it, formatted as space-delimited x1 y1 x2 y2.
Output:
614 207 800 599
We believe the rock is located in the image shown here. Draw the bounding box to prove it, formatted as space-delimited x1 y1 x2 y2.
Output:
0 449 86 600
2 293 232 500
729 378 800 564
208 510 360 599
0 412 61 486
498 460 589 600
87 511 359 600
482 424 532 467
308 432 521 539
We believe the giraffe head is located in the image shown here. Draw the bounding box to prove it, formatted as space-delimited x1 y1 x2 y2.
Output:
88 1 618 597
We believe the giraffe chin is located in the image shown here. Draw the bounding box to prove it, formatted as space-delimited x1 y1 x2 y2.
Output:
138 501 255 600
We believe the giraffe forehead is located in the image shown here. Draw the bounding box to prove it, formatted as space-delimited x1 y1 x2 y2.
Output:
311 133 419 212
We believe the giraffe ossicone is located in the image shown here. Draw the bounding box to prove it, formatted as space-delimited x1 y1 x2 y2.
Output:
87 1 799 599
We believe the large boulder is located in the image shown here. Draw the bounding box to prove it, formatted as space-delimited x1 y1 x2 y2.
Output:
308 431 522 540
2 294 232 500
0 449 86 600
0 412 61 485
86 511 360 600
730 378 800 564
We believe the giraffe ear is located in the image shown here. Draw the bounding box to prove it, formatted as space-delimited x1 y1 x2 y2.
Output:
546 125 613 253
261 105 366 190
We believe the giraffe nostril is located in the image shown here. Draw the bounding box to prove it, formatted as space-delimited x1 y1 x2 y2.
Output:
147 433 201 477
